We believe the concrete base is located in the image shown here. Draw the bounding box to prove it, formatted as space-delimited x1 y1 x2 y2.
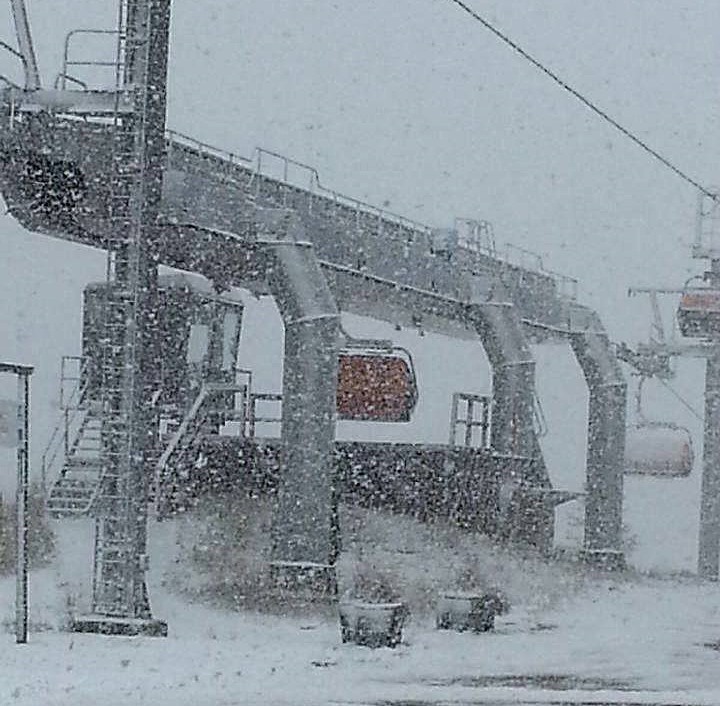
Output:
70 615 168 637
270 561 337 598
580 548 626 572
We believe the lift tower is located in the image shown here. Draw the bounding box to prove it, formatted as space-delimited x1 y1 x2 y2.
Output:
688 189 720 580
73 0 172 635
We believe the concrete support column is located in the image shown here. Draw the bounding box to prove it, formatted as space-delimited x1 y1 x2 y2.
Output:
474 298 551 550
265 238 340 593
569 311 626 570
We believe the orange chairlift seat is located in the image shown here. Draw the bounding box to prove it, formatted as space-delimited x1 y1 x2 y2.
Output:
624 377 694 478
336 337 418 422
677 286 720 338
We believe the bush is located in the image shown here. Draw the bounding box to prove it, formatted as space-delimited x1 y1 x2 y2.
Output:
0 483 55 574
169 491 274 609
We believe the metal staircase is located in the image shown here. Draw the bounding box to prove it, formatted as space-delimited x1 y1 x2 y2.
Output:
153 379 251 512
42 356 104 517
45 364 253 519
47 407 103 517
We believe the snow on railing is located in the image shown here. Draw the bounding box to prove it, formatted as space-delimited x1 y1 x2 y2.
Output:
165 130 432 241
164 129 578 299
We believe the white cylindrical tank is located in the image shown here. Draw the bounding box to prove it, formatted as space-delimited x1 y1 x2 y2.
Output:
625 423 694 477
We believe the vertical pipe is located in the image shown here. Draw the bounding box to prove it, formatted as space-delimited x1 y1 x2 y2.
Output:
698 343 720 579
9 0 41 90
15 371 30 644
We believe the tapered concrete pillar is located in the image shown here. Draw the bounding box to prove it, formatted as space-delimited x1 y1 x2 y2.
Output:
569 307 626 570
473 297 552 550
263 230 340 593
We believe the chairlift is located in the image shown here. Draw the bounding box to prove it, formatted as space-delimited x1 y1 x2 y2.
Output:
677 284 720 338
336 336 418 422
624 377 694 478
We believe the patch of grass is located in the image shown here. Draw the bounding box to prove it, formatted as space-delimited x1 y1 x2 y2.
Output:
0 483 55 575
169 492 596 618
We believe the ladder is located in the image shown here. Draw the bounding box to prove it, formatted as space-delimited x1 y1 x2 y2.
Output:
90 0 156 619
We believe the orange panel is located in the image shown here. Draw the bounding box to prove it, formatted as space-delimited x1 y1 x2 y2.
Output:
336 354 416 422
679 291 720 312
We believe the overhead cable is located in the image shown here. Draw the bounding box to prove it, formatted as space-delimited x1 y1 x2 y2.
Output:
445 0 718 202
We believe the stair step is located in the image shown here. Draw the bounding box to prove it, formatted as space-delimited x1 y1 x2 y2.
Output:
47 475 99 517
66 456 103 468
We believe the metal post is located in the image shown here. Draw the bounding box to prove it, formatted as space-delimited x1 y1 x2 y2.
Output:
9 0 41 90
72 0 171 636
698 346 720 579
0 363 33 644
698 259 720 579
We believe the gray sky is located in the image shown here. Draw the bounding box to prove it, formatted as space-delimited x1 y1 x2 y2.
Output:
161 0 720 341
2 1 719 338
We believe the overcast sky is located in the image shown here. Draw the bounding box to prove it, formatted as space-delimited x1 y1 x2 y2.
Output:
2 0 718 338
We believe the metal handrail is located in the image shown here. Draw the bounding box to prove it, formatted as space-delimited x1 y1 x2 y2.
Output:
166 129 254 168
164 131 433 241
0 39 26 66
0 75 21 90
40 357 90 493
153 372 253 507
495 242 578 300
53 72 89 90
0 40 26 91
253 146 434 236
59 28 120 91
162 131 580 293
544 269 579 301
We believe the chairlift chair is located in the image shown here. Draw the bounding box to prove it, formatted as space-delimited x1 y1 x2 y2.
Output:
624 377 694 478
677 284 720 338
336 335 418 422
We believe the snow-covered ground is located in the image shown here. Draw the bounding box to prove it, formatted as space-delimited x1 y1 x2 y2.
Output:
3 516 720 706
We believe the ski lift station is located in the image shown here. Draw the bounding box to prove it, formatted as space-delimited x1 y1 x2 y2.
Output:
0 0 717 636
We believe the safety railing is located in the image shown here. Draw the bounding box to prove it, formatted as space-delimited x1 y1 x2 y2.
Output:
449 392 491 449
495 243 578 301
56 28 121 91
40 355 89 493
163 131 579 299
247 392 282 438
0 40 26 90
545 269 579 301
166 129 255 170
164 130 433 244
